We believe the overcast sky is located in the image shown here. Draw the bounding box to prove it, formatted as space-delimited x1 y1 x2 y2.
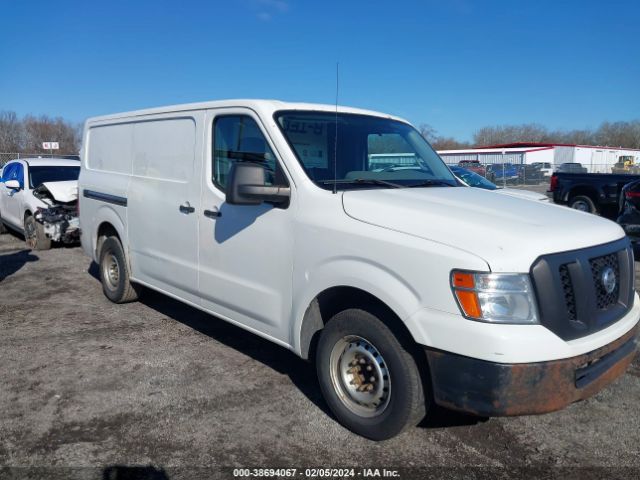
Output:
1 0 638 140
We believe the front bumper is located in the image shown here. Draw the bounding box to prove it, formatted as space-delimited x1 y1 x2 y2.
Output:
425 323 638 417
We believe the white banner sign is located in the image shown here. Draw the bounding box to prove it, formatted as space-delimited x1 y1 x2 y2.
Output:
42 142 60 150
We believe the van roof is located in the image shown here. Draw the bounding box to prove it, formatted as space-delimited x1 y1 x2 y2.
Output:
85 99 409 125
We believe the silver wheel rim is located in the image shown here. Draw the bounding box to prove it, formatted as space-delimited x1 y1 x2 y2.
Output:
329 335 391 418
102 252 120 291
572 200 590 212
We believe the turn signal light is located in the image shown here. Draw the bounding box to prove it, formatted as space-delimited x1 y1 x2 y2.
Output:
454 290 482 318
451 272 481 318
452 271 475 289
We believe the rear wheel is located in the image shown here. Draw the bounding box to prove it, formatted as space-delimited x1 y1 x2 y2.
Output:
570 195 597 214
24 215 51 250
99 236 140 303
316 308 427 440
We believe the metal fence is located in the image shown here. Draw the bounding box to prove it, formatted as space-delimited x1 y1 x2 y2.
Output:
0 152 80 168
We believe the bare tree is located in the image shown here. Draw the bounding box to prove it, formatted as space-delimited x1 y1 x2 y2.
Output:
431 137 471 150
471 121 640 149
418 124 438 144
20 114 81 154
0 111 24 152
595 121 640 148
418 124 471 150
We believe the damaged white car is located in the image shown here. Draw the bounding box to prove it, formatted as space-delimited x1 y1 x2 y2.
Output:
0 158 81 250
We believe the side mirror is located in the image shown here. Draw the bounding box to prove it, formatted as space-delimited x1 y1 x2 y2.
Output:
4 180 21 190
226 162 290 206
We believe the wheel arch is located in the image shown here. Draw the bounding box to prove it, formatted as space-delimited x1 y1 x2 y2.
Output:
90 206 127 262
566 185 599 203
296 285 419 361
96 221 121 255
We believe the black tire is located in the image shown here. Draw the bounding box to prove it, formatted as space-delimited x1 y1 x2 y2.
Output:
316 309 427 440
569 195 598 214
99 236 140 303
24 215 51 250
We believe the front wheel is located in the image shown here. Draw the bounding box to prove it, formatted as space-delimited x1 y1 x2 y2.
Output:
24 215 51 250
316 309 427 440
569 195 598 214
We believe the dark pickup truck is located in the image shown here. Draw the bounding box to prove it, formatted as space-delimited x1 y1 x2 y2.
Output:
549 171 640 217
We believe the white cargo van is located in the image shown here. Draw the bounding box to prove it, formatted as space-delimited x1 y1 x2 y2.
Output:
79 100 639 440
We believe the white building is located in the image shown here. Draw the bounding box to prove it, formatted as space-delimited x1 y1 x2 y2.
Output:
438 143 640 173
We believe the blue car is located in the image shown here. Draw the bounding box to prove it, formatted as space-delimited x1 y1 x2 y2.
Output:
486 163 519 183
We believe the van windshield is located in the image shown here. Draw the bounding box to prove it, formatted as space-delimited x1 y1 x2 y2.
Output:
275 111 457 190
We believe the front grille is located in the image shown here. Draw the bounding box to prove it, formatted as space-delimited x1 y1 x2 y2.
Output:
531 238 634 341
559 264 577 321
590 253 620 309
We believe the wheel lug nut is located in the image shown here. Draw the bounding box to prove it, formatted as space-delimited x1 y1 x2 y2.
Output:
369 376 375 382
366 365 372 371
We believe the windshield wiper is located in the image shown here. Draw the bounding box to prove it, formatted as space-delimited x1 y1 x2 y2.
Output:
321 178 403 189
406 180 456 188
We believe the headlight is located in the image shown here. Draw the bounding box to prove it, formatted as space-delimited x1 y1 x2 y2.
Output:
451 270 539 324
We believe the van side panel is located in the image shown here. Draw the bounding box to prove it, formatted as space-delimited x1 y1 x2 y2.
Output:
127 114 202 303
79 123 134 262
87 123 134 174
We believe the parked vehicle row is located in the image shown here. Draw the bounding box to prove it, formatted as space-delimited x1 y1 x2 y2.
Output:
453 161 603 185
457 160 486 177
531 162 553 177
449 165 549 202
456 161 550 185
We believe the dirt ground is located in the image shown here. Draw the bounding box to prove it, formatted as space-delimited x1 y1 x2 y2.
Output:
0 228 639 480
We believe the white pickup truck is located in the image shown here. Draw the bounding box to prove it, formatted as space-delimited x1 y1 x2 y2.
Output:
78 100 639 440
0 158 81 250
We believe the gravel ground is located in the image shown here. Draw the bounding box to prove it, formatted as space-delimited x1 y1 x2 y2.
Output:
0 228 639 480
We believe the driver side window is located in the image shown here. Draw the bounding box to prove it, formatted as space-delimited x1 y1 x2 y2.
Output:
212 115 287 190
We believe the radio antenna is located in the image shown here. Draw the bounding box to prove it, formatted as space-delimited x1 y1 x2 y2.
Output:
333 62 339 194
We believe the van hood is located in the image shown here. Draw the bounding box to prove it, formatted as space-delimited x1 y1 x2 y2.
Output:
342 187 625 272
33 180 78 203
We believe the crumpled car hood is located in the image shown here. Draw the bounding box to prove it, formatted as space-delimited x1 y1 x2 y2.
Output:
342 186 624 272
34 180 78 203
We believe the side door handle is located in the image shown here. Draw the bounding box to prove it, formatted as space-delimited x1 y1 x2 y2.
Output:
179 202 195 214
203 207 221 219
